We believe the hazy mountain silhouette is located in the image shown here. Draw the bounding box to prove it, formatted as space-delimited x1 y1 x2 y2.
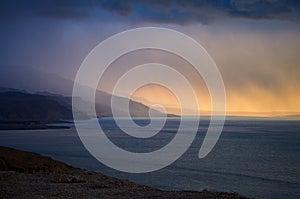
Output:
0 66 174 120
0 92 74 121
0 89 169 121
0 66 74 96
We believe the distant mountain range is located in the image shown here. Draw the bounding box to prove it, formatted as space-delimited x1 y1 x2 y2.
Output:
0 88 168 121
0 66 172 121
0 91 74 121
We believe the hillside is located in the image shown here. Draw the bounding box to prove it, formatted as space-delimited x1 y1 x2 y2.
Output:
0 89 171 121
0 92 74 121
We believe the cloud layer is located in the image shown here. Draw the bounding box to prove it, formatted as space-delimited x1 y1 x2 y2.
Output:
1 0 300 24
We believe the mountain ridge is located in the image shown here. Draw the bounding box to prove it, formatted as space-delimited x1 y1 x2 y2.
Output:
0 88 172 121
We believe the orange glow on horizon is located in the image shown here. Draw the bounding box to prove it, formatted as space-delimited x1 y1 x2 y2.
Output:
131 83 300 117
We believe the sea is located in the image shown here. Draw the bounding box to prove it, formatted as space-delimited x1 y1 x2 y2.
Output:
0 118 299 199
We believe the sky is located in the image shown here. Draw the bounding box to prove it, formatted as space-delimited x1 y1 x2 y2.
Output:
0 0 300 116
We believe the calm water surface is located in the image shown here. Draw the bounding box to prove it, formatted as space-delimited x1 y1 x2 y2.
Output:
0 118 299 199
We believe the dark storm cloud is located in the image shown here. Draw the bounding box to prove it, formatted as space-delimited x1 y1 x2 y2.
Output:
0 0 300 24
0 0 92 20
229 0 299 20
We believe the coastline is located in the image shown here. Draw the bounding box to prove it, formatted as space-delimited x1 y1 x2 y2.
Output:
0 121 70 130
0 146 249 199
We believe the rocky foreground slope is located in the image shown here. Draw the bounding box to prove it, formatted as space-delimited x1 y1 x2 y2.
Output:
0 146 249 199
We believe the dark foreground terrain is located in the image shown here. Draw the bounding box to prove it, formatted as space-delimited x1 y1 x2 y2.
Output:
0 146 249 199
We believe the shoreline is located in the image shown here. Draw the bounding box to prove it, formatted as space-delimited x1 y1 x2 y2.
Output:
0 146 249 199
0 121 70 130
